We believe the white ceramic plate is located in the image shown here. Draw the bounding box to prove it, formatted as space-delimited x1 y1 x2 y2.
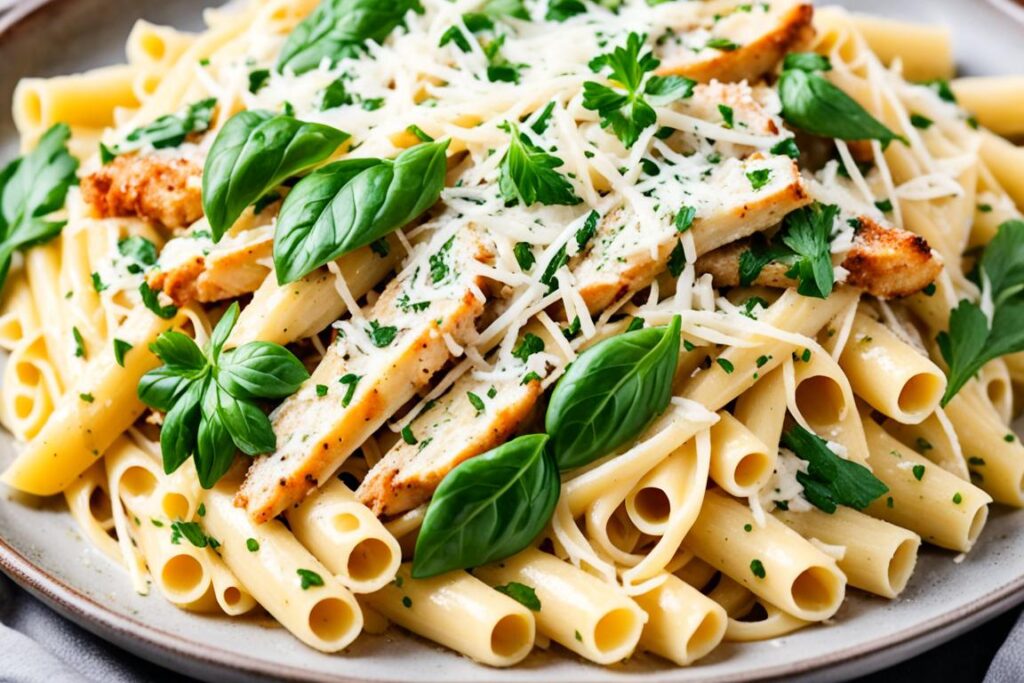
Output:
1 1 1023 681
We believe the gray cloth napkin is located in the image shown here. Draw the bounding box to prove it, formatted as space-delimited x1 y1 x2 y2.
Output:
0 575 169 683
986 609 1024 683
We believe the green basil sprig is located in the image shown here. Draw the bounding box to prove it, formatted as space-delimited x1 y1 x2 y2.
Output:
137 302 309 487
202 110 349 241
412 434 559 578
102 98 217 162
0 123 78 291
273 140 449 284
546 315 681 471
277 0 423 75
779 53 906 147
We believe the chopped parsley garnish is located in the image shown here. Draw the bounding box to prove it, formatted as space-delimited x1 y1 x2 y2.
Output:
401 425 418 445
675 205 696 233
746 168 772 190
953 492 963 505
118 236 158 274
716 358 734 374
626 317 645 332
316 384 328 397
513 242 536 271
297 568 324 590
497 122 580 206
912 464 926 481
79 392 95 403
402 596 413 608
576 210 600 250
339 373 360 407
782 424 888 513
113 338 132 367
367 320 398 348
72 327 85 358
467 391 485 413
750 559 766 578
91 272 107 292
139 281 178 319
770 137 800 159
582 32 695 148
248 68 270 94
718 103 734 128
246 538 260 552
875 198 893 213
170 521 213 548
370 238 390 257
429 235 455 284
512 333 545 362
494 582 541 611
706 37 740 51
406 124 434 142
910 113 933 129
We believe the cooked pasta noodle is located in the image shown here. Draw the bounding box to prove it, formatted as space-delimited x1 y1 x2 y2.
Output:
0 0 1022 672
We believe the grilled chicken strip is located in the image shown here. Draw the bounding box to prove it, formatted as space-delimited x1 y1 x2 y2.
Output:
695 216 943 298
80 154 203 229
236 227 495 523
656 1 815 83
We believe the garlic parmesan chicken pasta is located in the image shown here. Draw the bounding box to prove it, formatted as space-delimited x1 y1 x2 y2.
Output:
4 0 1024 670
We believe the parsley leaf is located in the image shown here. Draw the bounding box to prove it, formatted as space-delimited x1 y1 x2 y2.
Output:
367 320 399 348
512 332 545 362
938 219 1024 404
513 241 536 271
583 32 694 148
498 122 580 206
782 425 888 513
778 202 839 299
106 98 217 158
139 281 179 319
494 582 542 610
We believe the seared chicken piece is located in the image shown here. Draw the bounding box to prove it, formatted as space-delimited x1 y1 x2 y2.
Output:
573 154 810 313
695 216 943 298
236 228 495 523
80 154 203 229
657 1 814 83
357 373 542 516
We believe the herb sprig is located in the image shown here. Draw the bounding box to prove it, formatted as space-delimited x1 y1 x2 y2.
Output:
137 303 309 487
498 123 580 206
938 219 1024 404
102 99 217 162
583 32 695 148
782 425 888 513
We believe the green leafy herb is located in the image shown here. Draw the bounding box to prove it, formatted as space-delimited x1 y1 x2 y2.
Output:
0 124 78 292
910 113 933 129
675 205 696 233
782 424 888 513
782 52 831 73
137 302 309 488
716 358 734 373
770 137 801 159
79 393 94 403
106 99 216 159
718 103 734 128
139 282 178 319
483 35 526 83
750 558 766 578
546 0 586 21
467 391 485 413
412 434 559 577
273 140 449 283
583 32 694 148
338 373 360 407
113 339 132 367
912 464 926 481
246 538 260 552
546 316 680 470
576 210 600 249
705 37 739 51
498 123 579 206
170 520 212 548
203 110 349 241
924 79 957 104
513 241 536 271
494 582 542 610
118 236 158 273
367 320 398 348
248 68 271 94
429 235 455 284
779 60 906 147
297 568 324 589
91 272 107 292
938 220 1024 404
738 203 838 298
746 168 772 190
72 326 85 358
512 332 545 362
276 0 423 75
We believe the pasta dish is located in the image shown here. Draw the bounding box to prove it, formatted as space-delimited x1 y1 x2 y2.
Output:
2 0 1024 669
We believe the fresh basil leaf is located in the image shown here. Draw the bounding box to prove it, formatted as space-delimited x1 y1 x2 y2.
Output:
138 366 193 412
202 110 349 241
276 0 423 75
546 315 681 470
213 384 276 455
0 123 78 291
782 424 888 513
195 384 237 489
273 140 449 283
110 98 216 156
482 0 528 20
498 123 580 206
149 330 208 374
494 582 541 610
217 342 310 399
782 52 832 73
209 302 239 360
412 434 559 578
159 378 204 474
779 69 906 147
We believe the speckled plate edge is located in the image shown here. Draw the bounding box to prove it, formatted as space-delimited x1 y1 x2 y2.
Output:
0 1 1023 681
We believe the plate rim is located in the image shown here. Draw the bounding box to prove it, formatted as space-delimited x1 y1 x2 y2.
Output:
1 0 1024 681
